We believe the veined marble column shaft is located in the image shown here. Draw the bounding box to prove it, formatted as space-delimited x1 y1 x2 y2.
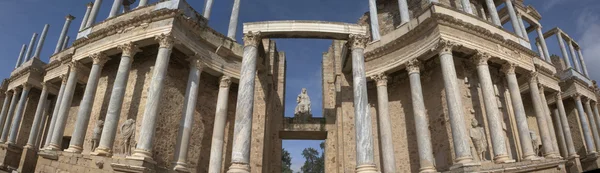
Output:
93 43 139 156
25 83 49 148
505 0 523 37
227 32 260 173
208 76 232 173
349 34 378 173
574 95 597 155
516 14 529 41
203 0 214 20
371 73 397 173
368 0 381 41
502 63 536 160
48 62 80 150
528 73 556 157
539 86 560 156
227 0 240 39
0 92 13 136
557 33 573 69
460 0 473 14
173 58 204 171
54 15 74 54
132 34 174 159
536 27 551 62
66 53 109 153
584 100 600 151
138 0 148 7
407 59 436 172
24 33 38 62
15 44 27 68
7 84 31 145
484 0 501 26
438 40 473 164
577 49 590 77
556 92 578 156
0 88 20 143
398 0 409 24
86 0 103 28
33 24 50 59
108 0 124 18
44 76 67 148
79 3 94 31
474 52 510 162
552 108 568 157
568 41 582 73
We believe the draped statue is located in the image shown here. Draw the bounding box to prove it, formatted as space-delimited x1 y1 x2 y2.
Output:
294 88 312 119
120 119 136 156
91 120 104 151
470 118 487 162
530 131 541 156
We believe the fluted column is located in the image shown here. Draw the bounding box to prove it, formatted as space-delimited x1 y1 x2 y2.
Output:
92 43 139 156
556 92 578 157
502 63 536 160
0 92 13 136
86 0 103 28
203 0 214 20
552 108 568 157
54 15 74 54
473 52 511 163
226 31 261 173
368 0 381 41
173 58 204 171
7 84 31 145
584 99 600 151
208 76 232 173
371 73 396 172
460 0 473 14
138 0 148 7
33 24 50 59
15 44 26 69
577 49 589 77
568 41 582 73
66 53 110 153
48 62 80 150
528 73 557 158
407 59 436 172
538 85 560 157
484 0 501 26
438 40 474 165
25 83 49 148
505 0 523 37
557 33 573 69
80 3 94 31
108 0 123 18
24 33 38 62
131 33 175 160
398 0 409 24
574 94 597 155
0 88 20 143
536 27 551 62
44 76 67 148
227 0 241 39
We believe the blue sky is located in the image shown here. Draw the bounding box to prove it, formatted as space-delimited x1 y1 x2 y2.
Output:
0 0 598 172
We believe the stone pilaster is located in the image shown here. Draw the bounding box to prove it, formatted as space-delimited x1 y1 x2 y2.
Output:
368 0 380 40
86 0 103 28
557 33 573 69
25 83 49 148
7 84 32 145
227 0 241 39
574 94 597 156
584 99 600 152
208 76 232 173
370 73 397 173
0 88 20 143
484 0 501 26
505 0 523 37
48 61 80 151
54 15 74 54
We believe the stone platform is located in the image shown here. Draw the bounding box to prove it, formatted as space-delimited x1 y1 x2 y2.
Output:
34 151 167 173
446 158 566 173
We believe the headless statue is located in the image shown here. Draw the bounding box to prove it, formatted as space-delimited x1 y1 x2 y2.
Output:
120 119 136 156
91 120 104 151
470 118 488 161
530 131 541 156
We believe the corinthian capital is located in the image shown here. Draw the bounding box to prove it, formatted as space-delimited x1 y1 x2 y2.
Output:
188 57 205 71
528 72 539 83
91 53 110 65
407 59 421 74
60 74 68 84
69 61 81 72
118 42 141 57
501 63 516 75
243 31 262 47
348 34 369 50
370 73 388 86
66 14 75 21
220 75 232 88
156 33 175 49
472 51 491 66
574 93 582 101
434 39 458 55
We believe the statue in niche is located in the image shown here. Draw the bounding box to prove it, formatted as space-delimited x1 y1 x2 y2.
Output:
470 118 487 161
530 131 542 156
294 88 312 120
91 120 104 151
120 119 136 156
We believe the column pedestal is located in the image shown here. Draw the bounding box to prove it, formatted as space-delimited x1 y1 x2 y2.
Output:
17 147 38 173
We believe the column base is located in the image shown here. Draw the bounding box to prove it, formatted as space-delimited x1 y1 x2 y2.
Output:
449 161 480 171
64 145 83 153
90 147 113 157
17 147 38 173
418 166 437 173
172 161 190 172
46 143 62 151
566 155 583 173
355 164 378 173
493 155 515 164
131 148 153 159
522 154 543 161
227 162 250 173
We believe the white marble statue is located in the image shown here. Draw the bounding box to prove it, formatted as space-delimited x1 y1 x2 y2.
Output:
470 118 487 161
91 120 104 151
120 119 136 156
294 88 312 117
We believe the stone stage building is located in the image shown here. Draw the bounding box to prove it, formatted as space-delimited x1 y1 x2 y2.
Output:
0 0 598 172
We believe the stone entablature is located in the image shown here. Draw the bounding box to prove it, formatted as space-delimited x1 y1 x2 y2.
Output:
7 58 46 91
243 20 368 39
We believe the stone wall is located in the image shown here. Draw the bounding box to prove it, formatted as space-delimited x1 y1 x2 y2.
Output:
15 88 42 146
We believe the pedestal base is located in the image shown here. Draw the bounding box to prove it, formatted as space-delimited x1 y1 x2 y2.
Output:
90 147 113 157
449 161 481 171
0 143 23 171
226 163 250 173
64 145 83 153
566 155 583 173
17 147 38 173
355 164 378 173
418 166 437 173
580 153 600 172
172 161 190 172
110 155 156 173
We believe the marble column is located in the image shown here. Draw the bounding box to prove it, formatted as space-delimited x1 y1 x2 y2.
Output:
473 52 510 162
568 41 582 73
552 108 568 157
62 36 70 51
15 44 26 68
54 15 74 54
36 100 51 148
407 59 436 172
92 43 139 156
86 0 103 28
131 33 174 159
24 33 38 61
484 0 501 26
226 31 261 173
138 0 148 7
516 14 529 41
44 76 67 148
593 102 600 145
227 0 241 39
33 24 50 59
438 40 474 165
65 53 110 153
584 99 600 151
538 85 560 157
574 94 597 155
371 73 397 172
208 76 232 173
528 73 557 158
25 83 49 148
368 0 381 41
557 33 573 69
80 3 94 31
0 92 13 136
398 0 409 24
48 62 80 150
429 0 439 3
108 0 123 18
0 88 20 143
203 0 214 20
577 49 589 77
501 63 536 160
505 0 523 37
7 84 31 145
460 0 473 14
536 27 551 62
348 34 378 173
535 42 545 60
173 58 204 171
556 92 578 157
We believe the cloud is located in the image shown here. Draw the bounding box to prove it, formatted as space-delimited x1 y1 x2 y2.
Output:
542 0 566 11
576 7 600 81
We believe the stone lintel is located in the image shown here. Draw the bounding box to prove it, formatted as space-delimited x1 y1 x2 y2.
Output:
243 20 367 40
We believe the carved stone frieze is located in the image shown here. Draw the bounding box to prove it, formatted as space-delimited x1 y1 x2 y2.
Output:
348 34 370 50
243 31 262 47
370 73 388 86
